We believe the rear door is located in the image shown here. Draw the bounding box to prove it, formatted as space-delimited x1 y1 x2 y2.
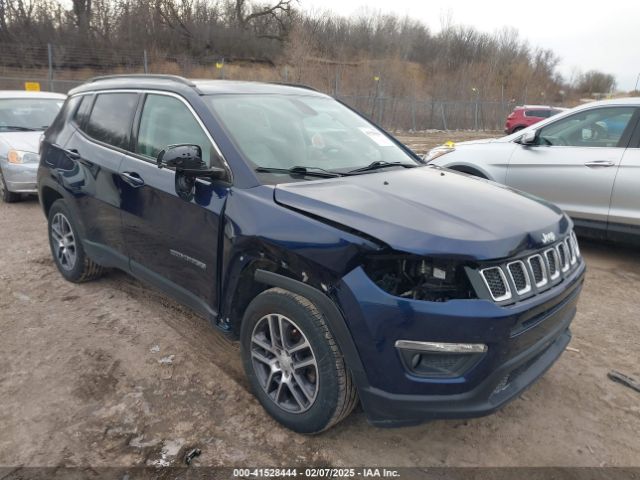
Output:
118 92 230 320
506 106 638 228
608 114 640 241
62 91 140 268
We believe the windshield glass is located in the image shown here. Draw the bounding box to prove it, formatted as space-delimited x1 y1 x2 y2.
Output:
0 98 64 132
204 94 418 179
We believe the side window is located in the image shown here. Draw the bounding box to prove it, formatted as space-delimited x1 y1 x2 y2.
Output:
84 93 138 150
136 94 215 166
537 107 636 148
46 95 82 138
74 94 94 127
526 109 549 118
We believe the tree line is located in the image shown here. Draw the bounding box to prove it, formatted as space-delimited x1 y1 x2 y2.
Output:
0 0 618 107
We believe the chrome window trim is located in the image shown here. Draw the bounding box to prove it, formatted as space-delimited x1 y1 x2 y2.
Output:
506 260 532 295
479 266 512 302
544 248 561 280
527 254 548 288
68 89 232 182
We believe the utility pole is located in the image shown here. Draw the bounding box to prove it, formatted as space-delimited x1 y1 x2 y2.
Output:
472 87 479 131
47 43 53 91
635 73 640 92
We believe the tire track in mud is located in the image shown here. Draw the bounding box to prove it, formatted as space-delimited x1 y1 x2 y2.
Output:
104 272 248 389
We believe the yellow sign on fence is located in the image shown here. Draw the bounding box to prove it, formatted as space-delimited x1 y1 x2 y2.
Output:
24 82 41 91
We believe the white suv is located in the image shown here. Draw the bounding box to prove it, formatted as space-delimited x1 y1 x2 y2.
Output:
427 98 640 244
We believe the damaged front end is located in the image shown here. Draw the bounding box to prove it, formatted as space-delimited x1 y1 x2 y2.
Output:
362 253 477 302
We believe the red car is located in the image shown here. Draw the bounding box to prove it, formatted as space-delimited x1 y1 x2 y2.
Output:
504 105 566 134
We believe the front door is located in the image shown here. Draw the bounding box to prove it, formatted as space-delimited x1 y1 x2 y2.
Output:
118 92 230 321
506 106 637 226
608 118 640 240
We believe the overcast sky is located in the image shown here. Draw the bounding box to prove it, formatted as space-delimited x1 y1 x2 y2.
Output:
303 0 640 91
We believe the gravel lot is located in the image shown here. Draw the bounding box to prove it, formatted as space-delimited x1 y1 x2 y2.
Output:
1 132 639 468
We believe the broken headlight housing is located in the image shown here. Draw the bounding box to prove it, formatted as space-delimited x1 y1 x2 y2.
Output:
362 254 477 302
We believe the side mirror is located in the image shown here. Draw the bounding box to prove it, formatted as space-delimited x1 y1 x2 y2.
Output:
520 130 537 145
157 144 228 201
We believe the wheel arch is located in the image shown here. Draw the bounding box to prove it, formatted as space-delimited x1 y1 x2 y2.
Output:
251 269 368 389
447 164 490 179
40 186 63 217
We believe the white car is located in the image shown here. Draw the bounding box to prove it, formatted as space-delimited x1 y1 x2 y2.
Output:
0 91 66 202
427 98 640 244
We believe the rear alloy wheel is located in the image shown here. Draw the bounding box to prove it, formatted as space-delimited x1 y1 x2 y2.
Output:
241 288 358 433
48 200 105 282
50 212 78 271
0 168 21 203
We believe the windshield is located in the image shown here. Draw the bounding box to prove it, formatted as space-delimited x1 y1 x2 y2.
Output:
0 98 64 132
204 94 419 180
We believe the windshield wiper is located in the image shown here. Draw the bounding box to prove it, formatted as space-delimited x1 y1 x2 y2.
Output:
255 166 342 178
0 125 39 132
347 160 417 174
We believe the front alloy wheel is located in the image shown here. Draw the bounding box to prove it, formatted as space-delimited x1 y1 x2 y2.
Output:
250 313 319 413
241 288 358 433
47 199 105 282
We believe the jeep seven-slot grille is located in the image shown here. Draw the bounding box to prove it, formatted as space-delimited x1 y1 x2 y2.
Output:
478 233 581 304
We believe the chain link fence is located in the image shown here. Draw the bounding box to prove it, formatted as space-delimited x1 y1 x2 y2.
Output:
0 42 513 132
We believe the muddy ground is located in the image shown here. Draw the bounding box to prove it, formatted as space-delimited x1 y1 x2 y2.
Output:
0 131 639 468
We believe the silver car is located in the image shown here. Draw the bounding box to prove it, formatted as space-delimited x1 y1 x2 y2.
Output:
427 98 640 243
0 91 66 202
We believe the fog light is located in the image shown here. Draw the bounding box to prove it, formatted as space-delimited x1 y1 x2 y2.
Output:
395 340 487 378
395 340 487 353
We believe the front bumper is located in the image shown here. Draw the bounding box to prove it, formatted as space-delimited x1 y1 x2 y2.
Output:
1 161 38 193
335 261 585 427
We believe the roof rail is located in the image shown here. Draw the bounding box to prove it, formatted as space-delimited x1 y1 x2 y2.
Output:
269 82 319 92
87 74 196 87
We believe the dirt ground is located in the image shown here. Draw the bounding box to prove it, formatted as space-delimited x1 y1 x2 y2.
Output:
1 131 639 468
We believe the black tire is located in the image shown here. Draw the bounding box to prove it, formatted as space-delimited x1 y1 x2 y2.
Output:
47 199 105 282
512 126 525 133
240 288 358 434
0 168 21 203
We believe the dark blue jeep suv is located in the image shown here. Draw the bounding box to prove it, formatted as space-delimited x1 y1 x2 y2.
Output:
38 75 585 433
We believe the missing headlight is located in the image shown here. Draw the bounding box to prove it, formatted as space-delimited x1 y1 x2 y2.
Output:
363 254 477 302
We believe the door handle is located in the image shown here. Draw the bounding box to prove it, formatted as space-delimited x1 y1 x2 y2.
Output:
584 160 615 168
120 171 145 187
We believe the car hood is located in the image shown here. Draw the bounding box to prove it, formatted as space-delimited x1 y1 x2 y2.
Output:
274 167 570 260
0 131 42 152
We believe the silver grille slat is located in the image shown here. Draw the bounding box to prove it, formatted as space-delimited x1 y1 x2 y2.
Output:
479 267 512 302
507 260 531 295
544 248 560 280
527 254 548 288
570 231 581 258
556 243 570 272
565 238 577 265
